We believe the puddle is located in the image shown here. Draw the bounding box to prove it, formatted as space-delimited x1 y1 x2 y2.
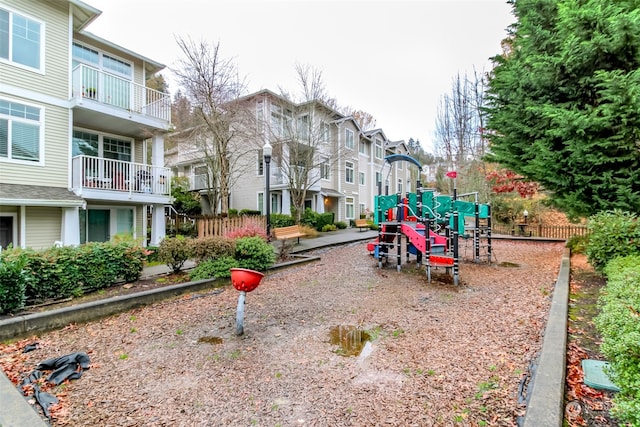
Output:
330 325 371 357
198 336 223 345
498 261 520 268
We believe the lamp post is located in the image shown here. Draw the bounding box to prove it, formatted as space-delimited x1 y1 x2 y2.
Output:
263 141 272 239
523 209 529 224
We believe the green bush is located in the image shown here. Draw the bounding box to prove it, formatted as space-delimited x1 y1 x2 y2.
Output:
239 209 262 216
301 209 334 231
146 246 160 263
566 234 589 254
586 210 640 273
189 256 239 281
595 255 640 425
158 235 192 273
0 254 29 315
228 209 238 218
234 236 275 272
322 224 337 232
270 213 295 228
189 236 235 263
335 221 348 229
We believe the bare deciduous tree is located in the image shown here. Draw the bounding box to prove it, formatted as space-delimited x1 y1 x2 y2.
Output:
171 37 255 215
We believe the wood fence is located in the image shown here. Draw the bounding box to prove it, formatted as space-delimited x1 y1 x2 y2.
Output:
491 223 589 240
197 215 266 239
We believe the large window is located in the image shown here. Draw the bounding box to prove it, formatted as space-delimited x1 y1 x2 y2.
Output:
257 149 264 176
321 122 330 142
271 105 292 138
345 128 354 150
375 138 383 159
345 197 355 219
0 99 42 163
0 8 42 70
73 130 131 162
345 161 354 184
359 139 367 155
321 159 330 180
297 114 309 140
359 171 365 186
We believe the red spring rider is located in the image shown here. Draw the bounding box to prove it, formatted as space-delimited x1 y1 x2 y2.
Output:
230 268 265 335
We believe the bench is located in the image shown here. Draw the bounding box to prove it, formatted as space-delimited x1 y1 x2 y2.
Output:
354 218 370 231
273 225 307 244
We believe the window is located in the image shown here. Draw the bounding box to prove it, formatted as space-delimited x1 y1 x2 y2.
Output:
257 149 264 176
257 192 264 215
398 179 403 195
359 203 366 217
297 114 309 140
345 161 354 184
321 159 330 180
256 101 264 133
103 136 131 162
359 139 366 154
0 99 42 163
73 130 132 162
375 171 382 187
271 105 292 138
321 122 330 142
0 8 42 70
359 171 365 186
375 138 383 159
345 128 354 150
345 197 355 219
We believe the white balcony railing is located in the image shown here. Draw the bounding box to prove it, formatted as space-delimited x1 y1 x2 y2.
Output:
72 64 171 122
72 155 171 196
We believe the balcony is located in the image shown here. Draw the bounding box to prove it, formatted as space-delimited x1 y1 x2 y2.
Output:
71 64 171 137
72 155 171 202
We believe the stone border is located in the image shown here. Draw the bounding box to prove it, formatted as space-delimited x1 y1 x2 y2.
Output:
523 247 570 426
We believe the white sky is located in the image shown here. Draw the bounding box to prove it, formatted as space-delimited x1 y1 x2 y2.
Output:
85 0 514 153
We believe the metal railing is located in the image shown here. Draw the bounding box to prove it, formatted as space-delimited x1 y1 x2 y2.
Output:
72 155 171 195
72 64 171 122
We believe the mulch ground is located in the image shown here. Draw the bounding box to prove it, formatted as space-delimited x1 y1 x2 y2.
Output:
2 240 566 426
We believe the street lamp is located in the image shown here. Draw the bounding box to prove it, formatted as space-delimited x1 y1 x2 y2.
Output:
523 209 529 224
263 141 272 239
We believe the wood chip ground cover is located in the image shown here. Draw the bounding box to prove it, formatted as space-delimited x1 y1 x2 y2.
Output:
2 240 565 426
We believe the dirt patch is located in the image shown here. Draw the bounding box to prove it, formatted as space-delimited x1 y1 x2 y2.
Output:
2 240 565 426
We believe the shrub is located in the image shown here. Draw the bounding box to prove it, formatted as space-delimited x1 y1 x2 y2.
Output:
335 221 348 230
0 254 29 315
368 221 379 231
322 224 337 232
566 234 589 254
146 246 160 263
158 235 192 273
189 236 235 263
189 256 239 280
270 213 295 228
234 236 275 272
239 209 262 216
595 255 640 424
299 225 318 238
225 224 267 241
228 209 238 218
586 210 640 273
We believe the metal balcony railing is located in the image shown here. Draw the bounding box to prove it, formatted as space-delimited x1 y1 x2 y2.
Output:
72 64 171 122
72 155 171 196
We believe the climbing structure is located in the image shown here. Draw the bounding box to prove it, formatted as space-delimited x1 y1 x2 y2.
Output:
367 155 492 285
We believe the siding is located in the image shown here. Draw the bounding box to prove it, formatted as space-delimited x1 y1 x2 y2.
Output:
25 206 61 249
0 0 69 99
0 102 70 187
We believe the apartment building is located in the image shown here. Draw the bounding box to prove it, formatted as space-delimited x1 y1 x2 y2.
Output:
166 89 415 223
0 0 172 250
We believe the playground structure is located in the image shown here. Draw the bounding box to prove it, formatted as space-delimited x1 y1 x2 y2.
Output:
366 154 492 285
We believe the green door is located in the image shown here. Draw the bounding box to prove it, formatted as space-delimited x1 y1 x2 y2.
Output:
88 209 110 242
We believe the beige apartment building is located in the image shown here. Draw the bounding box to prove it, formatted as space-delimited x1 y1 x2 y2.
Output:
0 0 172 250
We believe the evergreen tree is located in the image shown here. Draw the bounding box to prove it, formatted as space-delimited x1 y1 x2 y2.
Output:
485 0 640 219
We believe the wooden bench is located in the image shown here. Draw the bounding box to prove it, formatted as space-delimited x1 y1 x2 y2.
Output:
273 225 306 244
354 218 370 231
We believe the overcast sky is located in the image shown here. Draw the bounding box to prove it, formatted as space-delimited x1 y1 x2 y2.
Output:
85 0 515 153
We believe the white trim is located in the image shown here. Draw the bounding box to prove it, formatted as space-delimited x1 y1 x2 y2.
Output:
19 205 26 248
0 198 85 207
